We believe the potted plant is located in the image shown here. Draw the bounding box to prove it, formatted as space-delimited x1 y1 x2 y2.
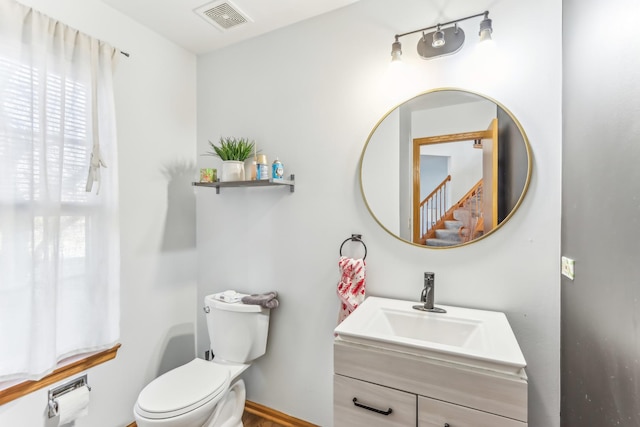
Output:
206 137 255 182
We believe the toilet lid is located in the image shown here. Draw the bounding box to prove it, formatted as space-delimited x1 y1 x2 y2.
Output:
136 358 230 419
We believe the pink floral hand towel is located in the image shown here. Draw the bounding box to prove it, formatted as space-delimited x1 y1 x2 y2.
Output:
336 256 366 324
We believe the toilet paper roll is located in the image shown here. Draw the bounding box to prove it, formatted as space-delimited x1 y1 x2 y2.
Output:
56 385 90 425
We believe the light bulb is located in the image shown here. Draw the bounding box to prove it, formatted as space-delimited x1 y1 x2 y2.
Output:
432 26 445 48
390 40 402 62
479 28 492 43
478 16 493 43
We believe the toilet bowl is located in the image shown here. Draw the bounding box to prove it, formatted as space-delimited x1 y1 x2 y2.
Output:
134 293 271 427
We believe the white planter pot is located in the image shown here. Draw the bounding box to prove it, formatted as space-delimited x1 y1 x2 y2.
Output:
221 160 245 182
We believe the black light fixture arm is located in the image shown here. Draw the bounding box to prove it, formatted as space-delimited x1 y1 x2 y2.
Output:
394 11 488 41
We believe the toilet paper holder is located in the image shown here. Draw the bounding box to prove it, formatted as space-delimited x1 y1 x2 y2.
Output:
47 375 91 418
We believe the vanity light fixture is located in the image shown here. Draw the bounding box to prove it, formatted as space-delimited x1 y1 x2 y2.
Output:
391 11 493 61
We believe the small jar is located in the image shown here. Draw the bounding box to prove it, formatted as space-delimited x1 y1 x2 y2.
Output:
244 158 256 180
256 154 269 180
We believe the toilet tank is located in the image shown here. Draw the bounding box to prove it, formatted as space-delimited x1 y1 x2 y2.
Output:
204 295 271 363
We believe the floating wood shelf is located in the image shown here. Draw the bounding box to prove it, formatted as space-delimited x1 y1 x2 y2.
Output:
192 174 295 194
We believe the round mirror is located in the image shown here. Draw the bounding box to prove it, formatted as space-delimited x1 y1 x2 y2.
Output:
360 88 532 248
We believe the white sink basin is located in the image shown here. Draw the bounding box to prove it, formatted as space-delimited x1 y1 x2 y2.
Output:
334 296 526 374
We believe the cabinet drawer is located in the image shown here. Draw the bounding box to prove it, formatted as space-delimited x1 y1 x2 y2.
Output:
418 396 527 427
334 375 416 427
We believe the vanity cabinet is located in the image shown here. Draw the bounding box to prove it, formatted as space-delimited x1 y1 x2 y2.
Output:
334 339 528 427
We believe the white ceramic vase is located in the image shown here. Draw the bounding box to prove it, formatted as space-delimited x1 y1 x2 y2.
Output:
221 160 245 182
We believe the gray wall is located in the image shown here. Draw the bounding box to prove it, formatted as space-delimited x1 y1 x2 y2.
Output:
421 155 449 201
562 0 640 425
497 106 528 222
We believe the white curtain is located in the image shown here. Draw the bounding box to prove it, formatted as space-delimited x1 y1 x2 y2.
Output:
0 0 120 381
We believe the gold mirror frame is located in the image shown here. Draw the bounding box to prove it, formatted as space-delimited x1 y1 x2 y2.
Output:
359 88 532 249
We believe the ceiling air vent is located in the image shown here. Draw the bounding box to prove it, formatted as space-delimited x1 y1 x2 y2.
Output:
194 1 252 31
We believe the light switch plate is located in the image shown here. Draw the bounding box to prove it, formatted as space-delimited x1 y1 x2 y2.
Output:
561 256 575 280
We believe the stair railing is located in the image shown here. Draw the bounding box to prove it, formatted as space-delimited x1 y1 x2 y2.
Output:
457 182 484 243
421 179 484 244
418 175 451 242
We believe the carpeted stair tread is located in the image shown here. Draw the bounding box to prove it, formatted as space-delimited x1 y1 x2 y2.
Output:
425 238 460 247
453 210 466 221
435 229 463 242
444 220 463 230
454 209 480 221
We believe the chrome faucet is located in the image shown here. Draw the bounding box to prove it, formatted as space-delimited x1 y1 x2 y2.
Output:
413 272 446 313
421 272 435 308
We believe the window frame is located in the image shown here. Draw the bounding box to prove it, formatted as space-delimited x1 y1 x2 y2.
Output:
0 344 120 405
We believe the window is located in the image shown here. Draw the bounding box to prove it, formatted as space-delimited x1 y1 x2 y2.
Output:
0 0 120 383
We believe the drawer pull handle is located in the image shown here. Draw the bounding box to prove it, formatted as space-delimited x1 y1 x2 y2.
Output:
444 424 450 427
352 397 393 416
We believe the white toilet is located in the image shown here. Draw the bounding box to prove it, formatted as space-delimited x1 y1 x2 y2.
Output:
133 293 271 427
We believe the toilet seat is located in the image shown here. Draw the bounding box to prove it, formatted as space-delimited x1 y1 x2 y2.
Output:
135 359 231 420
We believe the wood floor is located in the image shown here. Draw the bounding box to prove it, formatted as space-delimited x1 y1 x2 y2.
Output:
242 411 288 427
129 401 313 427
242 400 318 427
131 413 301 427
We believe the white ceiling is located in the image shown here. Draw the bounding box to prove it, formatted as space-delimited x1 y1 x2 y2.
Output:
100 0 359 55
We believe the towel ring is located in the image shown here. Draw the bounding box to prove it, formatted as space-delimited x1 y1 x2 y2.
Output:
339 234 367 260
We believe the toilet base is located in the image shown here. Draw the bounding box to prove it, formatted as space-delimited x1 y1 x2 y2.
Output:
204 379 246 427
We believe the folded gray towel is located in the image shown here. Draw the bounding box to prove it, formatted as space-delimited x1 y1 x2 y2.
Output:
241 291 279 309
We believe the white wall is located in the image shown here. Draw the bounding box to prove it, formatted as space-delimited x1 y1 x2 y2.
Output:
196 1 561 427
0 1 197 426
